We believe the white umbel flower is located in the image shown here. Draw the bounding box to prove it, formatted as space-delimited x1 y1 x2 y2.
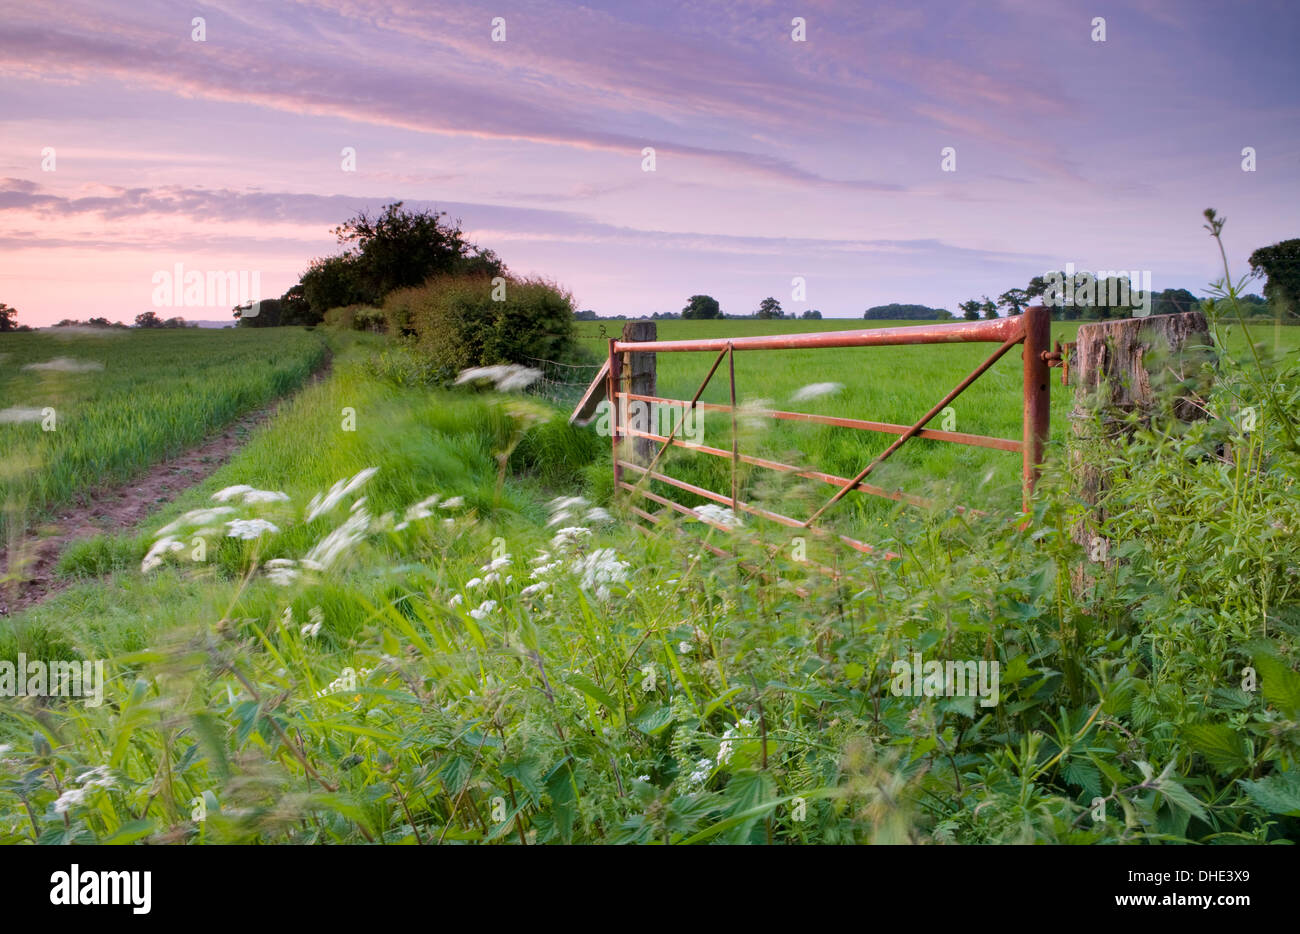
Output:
266 559 300 586
551 526 593 550
304 510 369 569
243 489 290 504
455 364 541 393
226 518 280 540
305 468 378 522
693 504 742 529
0 406 45 423
212 485 254 502
570 547 629 601
141 536 185 572
155 506 235 537
22 357 103 373
790 382 843 402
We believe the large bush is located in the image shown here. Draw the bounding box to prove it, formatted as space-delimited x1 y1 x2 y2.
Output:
407 274 577 379
380 286 420 337
322 304 384 332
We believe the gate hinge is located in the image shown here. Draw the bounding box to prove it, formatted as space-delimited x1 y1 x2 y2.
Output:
1040 341 1075 385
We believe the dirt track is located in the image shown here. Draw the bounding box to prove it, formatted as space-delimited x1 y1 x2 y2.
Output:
0 353 331 617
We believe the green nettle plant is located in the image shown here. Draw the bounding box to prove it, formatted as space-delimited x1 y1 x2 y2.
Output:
1 216 1296 844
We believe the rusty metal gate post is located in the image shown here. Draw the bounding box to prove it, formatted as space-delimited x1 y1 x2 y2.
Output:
607 337 622 488
1021 305 1052 511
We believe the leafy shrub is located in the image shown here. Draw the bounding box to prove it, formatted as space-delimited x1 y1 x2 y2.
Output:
406 274 577 380
380 287 420 337
323 304 384 333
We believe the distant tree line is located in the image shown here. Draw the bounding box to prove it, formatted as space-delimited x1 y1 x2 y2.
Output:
863 303 953 320
951 280 1279 322
580 295 825 321
133 312 199 328
972 234 1300 321
1 302 207 331
40 313 197 329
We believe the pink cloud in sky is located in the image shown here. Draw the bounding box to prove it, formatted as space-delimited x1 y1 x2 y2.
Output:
0 0 1296 325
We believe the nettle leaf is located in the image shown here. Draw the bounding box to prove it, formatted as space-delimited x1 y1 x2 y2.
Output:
1155 776 1208 822
908 735 937 762
499 755 545 805
1238 771 1300 816
1130 689 1161 730
938 694 976 719
438 755 473 795
632 703 673 736
1182 723 1250 776
1156 795 1193 840
544 759 578 844
1003 658 1034 686
190 712 231 780
233 699 262 749
104 818 156 845
1254 655 1300 717
665 791 720 837
720 770 777 844
1063 759 1103 798
1209 686 1254 711
1114 539 1147 560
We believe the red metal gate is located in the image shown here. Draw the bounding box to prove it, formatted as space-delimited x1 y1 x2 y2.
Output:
576 306 1052 559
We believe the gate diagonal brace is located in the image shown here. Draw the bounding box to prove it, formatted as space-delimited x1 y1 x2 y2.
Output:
803 333 1023 528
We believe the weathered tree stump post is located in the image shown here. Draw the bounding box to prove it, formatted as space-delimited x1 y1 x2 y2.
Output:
620 321 657 463
1069 311 1215 591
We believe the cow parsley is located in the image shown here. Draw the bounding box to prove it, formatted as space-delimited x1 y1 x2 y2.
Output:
226 518 280 540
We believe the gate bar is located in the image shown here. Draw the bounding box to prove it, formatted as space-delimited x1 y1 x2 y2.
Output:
618 425 939 509
612 316 1023 354
627 484 867 584
617 473 898 558
616 392 1022 452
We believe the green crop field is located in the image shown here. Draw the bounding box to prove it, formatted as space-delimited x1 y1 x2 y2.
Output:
0 327 328 540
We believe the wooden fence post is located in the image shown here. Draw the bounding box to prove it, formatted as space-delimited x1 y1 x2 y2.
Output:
621 321 657 463
1069 311 1215 589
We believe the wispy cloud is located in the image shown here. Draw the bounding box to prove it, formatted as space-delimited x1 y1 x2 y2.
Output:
0 0 1296 325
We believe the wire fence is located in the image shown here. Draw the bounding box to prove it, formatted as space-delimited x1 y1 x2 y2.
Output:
524 355 604 408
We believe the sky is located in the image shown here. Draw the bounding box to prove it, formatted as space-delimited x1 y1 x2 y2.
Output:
1 0 1297 326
